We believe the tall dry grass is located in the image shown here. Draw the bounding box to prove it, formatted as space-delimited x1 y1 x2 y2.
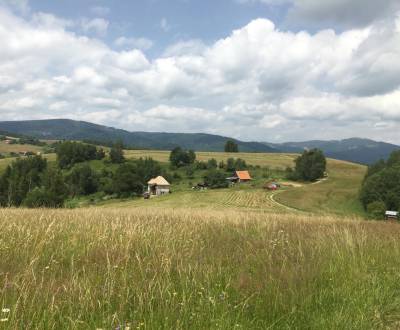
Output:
1 208 400 329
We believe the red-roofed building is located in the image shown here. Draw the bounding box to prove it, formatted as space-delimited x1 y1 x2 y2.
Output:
226 170 252 184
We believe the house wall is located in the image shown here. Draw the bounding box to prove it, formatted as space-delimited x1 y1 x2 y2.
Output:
156 185 170 196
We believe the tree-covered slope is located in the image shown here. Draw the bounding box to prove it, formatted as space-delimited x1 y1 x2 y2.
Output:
0 119 278 153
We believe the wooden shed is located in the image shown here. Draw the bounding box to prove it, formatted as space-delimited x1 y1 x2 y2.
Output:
147 176 171 196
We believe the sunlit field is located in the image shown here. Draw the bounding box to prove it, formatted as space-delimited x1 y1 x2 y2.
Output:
125 150 298 169
1 208 400 329
0 150 377 329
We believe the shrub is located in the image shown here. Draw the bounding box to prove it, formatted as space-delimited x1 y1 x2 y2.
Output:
366 201 386 220
204 170 229 189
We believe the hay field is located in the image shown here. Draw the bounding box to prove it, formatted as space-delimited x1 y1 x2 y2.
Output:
1 208 400 329
125 150 297 168
0 141 43 154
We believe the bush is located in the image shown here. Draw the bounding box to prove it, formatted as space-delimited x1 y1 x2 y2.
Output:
204 170 229 189
366 201 386 220
207 158 218 169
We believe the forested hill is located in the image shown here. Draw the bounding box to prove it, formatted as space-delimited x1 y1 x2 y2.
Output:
0 119 277 153
1 119 398 164
268 138 400 165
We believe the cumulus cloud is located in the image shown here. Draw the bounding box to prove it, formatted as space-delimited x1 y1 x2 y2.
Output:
114 36 154 51
239 0 400 29
0 0 29 13
0 6 400 142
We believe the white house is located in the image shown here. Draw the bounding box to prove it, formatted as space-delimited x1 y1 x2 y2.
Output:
147 176 171 196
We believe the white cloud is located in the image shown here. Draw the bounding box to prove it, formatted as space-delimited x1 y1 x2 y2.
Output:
81 18 109 36
238 0 400 28
0 7 400 142
0 0 29 14
114 36 154 51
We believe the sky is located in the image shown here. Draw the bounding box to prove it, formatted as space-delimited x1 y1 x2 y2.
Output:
0 0 400 143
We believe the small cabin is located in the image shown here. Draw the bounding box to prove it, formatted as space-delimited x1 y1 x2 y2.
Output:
227 171 252 184
147 176 171 196
385 211 399 221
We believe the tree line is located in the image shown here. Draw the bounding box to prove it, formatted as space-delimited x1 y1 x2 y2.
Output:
360 150 400 219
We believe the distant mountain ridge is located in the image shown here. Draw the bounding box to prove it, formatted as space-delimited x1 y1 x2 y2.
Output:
0 119 277 153
267 138 400 165
0 119 398 164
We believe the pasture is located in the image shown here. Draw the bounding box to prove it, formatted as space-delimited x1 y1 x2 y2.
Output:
0 140 43 154
1 208 400 329
0 149 380 329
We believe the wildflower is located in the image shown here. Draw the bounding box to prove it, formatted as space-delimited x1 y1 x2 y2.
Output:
1 308 10 313
1 318 8 322
45 266 50 270
172 292 178 296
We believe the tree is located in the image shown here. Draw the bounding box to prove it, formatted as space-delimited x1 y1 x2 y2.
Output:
226 158 248 172
134 158 162 182
360 162 400 212
67 163 99 196
24 167 67 208
293 149 326 182
169 147 196 167
56 141 102 169
224 140 239 153
204 170 229 189
112 163 144 197
109 140 125 164
0 155 47 206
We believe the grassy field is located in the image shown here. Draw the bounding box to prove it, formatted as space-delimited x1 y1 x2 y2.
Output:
0 141 43 154
125 150 298 169
275 159 367 216
0 150 394 329
122 150 367 217
1 208 400 329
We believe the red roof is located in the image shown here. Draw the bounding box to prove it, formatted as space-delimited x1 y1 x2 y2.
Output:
236 171 252 180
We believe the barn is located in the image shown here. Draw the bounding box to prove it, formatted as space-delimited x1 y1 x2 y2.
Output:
147 176 171 196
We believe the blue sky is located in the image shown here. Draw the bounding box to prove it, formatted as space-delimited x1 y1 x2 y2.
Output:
0 0 400 143
27 0 287 57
